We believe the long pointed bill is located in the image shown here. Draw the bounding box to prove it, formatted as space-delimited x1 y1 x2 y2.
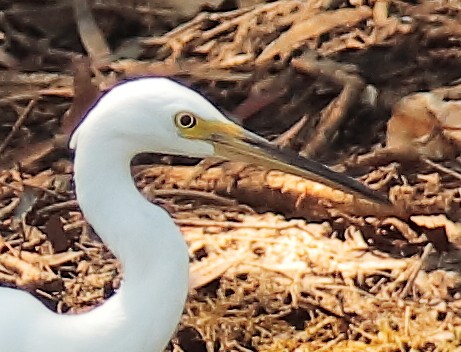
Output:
208 125 390 206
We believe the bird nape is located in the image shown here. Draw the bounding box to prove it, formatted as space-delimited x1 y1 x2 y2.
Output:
0 77 390 352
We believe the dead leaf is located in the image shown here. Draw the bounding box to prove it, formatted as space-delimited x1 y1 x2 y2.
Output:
43 214 71 253
72 0 111 67
386 92 460 160
61 56 101 137
12 185 41 221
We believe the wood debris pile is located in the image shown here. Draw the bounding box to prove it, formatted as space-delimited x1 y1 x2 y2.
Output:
0 0 461 350
1 167 461 350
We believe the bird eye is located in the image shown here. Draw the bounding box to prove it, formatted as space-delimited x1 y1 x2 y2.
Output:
175 112 197 129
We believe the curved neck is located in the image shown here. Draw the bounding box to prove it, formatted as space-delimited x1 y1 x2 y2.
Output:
74 138 153 273
58 135 189 352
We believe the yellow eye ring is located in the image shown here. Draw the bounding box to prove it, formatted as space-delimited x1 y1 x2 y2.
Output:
175 112 197 129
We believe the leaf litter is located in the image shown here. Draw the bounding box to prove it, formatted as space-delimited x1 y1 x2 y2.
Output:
1 0 461 350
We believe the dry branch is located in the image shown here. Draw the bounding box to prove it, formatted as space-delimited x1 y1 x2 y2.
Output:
137 162 415 219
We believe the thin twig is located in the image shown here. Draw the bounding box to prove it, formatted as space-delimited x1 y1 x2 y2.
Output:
0 99 36 156
36 200 79 217
399 243 433 299
175 218 307 230
422 157 461 181
149 189 238 207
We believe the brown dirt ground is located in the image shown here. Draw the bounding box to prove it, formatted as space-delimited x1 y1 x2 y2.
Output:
1 0 461 351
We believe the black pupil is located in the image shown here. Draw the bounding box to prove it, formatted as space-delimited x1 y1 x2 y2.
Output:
180 114 194 127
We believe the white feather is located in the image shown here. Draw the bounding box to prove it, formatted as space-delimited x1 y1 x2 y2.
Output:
0 78 227 352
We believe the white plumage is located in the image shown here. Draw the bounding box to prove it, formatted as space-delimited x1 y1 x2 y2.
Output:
0 77 387 352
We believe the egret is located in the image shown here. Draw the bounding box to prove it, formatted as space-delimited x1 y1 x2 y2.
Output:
0 77 388 352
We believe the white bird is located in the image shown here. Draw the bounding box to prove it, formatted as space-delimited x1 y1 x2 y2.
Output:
0 78 388 352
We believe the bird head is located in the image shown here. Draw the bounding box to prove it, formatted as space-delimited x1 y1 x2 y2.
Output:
70 77 389 205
